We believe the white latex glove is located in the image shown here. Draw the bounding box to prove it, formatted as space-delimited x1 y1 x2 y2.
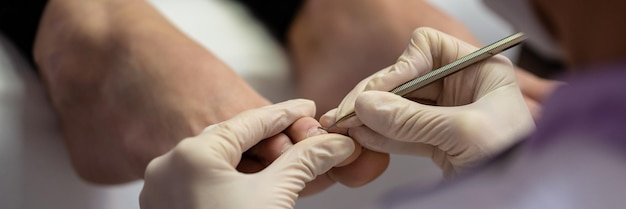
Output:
320 28 535 177
140 99 355 209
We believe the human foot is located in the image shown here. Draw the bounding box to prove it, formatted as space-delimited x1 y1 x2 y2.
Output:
288 0 479 117
34 0 270 183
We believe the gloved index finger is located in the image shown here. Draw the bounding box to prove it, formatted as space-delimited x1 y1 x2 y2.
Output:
330 28 478 128
330 65 415 129
206 99 316 166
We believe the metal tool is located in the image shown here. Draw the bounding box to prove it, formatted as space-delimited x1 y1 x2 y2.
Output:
321 32 526 131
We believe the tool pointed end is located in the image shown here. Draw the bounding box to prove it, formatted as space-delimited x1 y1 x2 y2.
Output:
319 122 338 132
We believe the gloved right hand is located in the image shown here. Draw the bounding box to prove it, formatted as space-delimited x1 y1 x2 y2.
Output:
321 28 535 177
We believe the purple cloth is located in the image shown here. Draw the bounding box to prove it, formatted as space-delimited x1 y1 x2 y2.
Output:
379 64 626 209
529 64 626 149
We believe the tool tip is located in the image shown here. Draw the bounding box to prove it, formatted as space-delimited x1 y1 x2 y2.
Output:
318 122 338 132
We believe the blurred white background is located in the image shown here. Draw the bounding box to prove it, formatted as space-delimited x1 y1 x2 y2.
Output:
0 0 515 208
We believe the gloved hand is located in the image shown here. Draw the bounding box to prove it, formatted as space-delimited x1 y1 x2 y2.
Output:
140 99 355 209
320 27 535 177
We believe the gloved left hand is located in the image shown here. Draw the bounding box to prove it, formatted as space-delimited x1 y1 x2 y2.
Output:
139 99 355 209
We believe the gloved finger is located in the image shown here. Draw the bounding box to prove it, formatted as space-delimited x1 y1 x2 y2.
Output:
204 99 316 167
283 117 343 196
357 88 533 153
320 108 338 125
317 117 390 188
354 91 458 144
332 75 369 128
286 117 361 166
327 149 390 187
263 134 355 205
365 27 486 102
349 125 434 156
319 109 350 134
294 117 385 189
331 64 420 128
329 28 487 129
244 133 293 167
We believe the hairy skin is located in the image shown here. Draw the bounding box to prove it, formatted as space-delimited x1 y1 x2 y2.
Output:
34 0 270 183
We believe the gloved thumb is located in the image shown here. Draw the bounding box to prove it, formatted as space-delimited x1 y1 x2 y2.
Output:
354 90 459 144
261 134 355 208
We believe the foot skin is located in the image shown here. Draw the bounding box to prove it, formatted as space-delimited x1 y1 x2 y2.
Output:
34 0 270 183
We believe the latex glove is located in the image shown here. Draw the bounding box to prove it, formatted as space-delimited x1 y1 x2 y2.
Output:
320 27 535 177
140 99 355 209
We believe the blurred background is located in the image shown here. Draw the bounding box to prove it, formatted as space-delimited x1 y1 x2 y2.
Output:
0 0 517 208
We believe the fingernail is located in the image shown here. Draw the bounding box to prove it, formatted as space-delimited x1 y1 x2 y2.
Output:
307 126 327 138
